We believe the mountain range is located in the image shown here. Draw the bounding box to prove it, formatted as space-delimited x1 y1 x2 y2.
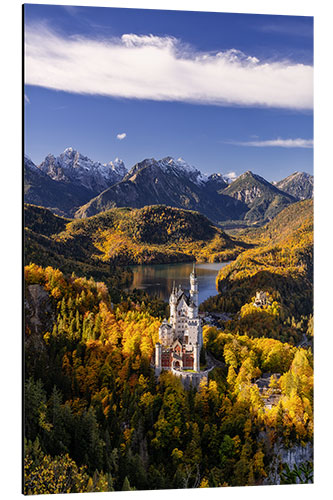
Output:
75 156 246 222
24 148 313 224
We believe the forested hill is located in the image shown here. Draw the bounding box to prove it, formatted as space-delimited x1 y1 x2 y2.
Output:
202 200 313 326
24 204 248 276
24 204 70 235
69 204 218 244
239 198 313 247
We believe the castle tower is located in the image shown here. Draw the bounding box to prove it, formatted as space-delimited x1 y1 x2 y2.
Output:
169 281 177 326
193 342 200 372
155 342 162 376
190 263 199 311
188 302 195 319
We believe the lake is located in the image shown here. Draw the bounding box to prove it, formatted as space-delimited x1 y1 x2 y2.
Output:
126 261 232 304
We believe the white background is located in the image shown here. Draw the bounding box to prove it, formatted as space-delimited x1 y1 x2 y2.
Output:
1 0 332 498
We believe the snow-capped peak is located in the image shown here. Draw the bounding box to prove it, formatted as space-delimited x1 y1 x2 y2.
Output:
103 157 127 178
38 148 127 193
159 156 209 185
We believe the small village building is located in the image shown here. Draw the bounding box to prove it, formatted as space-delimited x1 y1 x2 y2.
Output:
253 290 271 308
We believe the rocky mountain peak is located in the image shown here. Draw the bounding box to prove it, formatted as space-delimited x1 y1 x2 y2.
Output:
37 148 127 194
24 155 40 172
275 171 313 200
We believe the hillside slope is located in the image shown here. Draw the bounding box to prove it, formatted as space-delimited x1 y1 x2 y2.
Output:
202 200 313 317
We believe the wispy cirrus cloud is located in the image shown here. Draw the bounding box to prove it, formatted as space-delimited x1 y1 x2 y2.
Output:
259 22 313 39
24 24 313 110
61 5 81 16
116 132 126 140
225 138 313 148
24 94 30 104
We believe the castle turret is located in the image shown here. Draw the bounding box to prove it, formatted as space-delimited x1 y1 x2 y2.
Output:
155 342 162 376
188 302 195 319
193 341 200 372
190 263 199 312
169 281 177 325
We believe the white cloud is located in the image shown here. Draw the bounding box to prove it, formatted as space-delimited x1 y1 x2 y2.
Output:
116 132 127 140
227 138 314 148
24 25 313 110
24 94 30 103
224 171 238 182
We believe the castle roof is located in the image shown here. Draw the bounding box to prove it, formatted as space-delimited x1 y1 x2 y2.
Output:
172 338 183 348
160 321 172 329
170 288 196 309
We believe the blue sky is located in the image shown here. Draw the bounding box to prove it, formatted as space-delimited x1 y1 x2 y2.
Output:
24 4 313 181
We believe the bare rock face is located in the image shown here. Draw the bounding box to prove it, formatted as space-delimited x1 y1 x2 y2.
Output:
275 172 313 200
221 171 297 223
234 186 262 204
260 433 313 484
24 284 55 353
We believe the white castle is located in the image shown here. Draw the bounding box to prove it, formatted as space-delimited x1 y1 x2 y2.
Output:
155 264 203 376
